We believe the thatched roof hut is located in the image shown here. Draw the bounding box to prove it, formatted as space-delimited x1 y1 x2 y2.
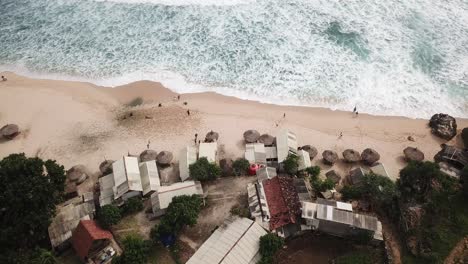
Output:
361 148 380 165
67 165 88 185
343 149 361 163
0 124 20 140
258 134 275 146
300 145 318 159
99 160 114 175
140 149 158 162
403 147 424 162
243 130 260 143
322 150 338 165
205 131 219 143
325 170 341 184
157 151 173 165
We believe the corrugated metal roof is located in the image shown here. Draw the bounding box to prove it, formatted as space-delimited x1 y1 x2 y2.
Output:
151 181 203 213
256 167 277 183
199 142 218 163
265 146 278 160
245 143 267 165
297 150 311 171
139 161 160 196
276 129 298 162
179 146 198 181
370 163 389 178
187 217 267 264
316 204 380 232
112 157 143 199
99 174 115 206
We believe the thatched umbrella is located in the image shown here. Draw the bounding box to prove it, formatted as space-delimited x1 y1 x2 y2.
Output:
243 130 260 143
343 149 361 163
99 160 114 175
67 165 88 185
205 131 219 143
157 151 173 165
404 147 424 162
258 134 275 146
140 149 158 162
300 145 318 159
361 148 380 165
0 124 20 140
322 150 338 165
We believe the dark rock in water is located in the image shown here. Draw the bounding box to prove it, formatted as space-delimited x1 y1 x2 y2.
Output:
462 128 468 149
429 113 457 140
220 158 233 177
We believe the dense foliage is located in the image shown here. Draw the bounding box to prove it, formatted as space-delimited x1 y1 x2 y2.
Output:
258 233 284 264
306 165 335 193
460 166 468 197
112 235 151 264
0 153 66 259
305 166 321 178
232 158 250 176
121 197 144 215
152 195 203 241
189 157 221 181
98 204 122 229
283 154 299 175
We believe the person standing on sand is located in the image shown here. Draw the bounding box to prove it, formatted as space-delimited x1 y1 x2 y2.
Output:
356 111 359 117
283 113 286 118
158 103 162 107
194 133 198 144
187 110 190 116
353 106 356 113
178 95 180 100
147 140 150 149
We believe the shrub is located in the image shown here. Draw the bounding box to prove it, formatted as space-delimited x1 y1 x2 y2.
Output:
283 154 299 175
311 178 335 193
230 205 250 218
461 166 468 197
121 197 144 215
305 166 321 179
98 204 122 229
189 157 221 182
259 233 284 263
232 158 250 176
112 235 150 264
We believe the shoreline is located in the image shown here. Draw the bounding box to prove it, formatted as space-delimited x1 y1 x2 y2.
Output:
1 72 467 185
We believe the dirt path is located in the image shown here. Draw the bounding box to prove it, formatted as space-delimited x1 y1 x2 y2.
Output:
381 218 403 264
445 236 468 264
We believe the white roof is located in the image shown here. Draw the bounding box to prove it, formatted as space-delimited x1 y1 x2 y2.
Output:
139 161 160 196
265 146 278 160
301 201 318 219
186 217 267 264
276 129 298 162
99 174 115 206
245 143 267 165
297 150 311 171
370 163 389 178
112 157 143 199
336 201 353 212
151 181 203 212
199 142 218 163
179 146 198 182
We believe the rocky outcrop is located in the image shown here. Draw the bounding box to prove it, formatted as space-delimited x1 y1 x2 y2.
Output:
429 113 457 140
462 128 468 149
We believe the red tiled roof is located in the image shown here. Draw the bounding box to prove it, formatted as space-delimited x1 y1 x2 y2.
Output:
72 220 113 261
263 176 301 230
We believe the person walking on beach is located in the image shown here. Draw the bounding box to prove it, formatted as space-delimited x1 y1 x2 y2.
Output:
158 103 162 107
283 113 286 118
187 110 191 116
356 111 359 117
147 140 150 149
194 133 198 144
353 105 356 113
339 132 343 139
1 76 7 81
177 95 180 100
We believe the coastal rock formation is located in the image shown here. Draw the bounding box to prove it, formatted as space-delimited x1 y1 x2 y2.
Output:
342 149 361 163
325 170 341 184
322 150 338 165
404 147 424 162
243 130 260 143
205 131 219 143
300 145 318 160
219 158 233 177
429 113 457 140
140 149 158 162
99 160 114 175
361 148 380 165
157 151 173 165
0 124 20 140
258 134 275 146
462 128 468 149
67 165 88 185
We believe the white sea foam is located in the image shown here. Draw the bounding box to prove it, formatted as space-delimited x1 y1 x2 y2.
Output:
93 0 256 6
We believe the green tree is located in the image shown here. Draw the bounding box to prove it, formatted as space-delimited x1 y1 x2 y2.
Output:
0 153 66 251
112 235 150 264
232 158 250 176
121 197 144 215
189 157 221 181
283 154 299 175
258 233 284 263
98 204 122 229
32 248 57 264
305 166 321 179
311 178 335 193
461 166 468 197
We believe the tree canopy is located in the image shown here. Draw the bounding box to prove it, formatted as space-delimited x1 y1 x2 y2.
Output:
121 197 144 215
232 158 250 176
0 153 66 251
98 204 122 229
283 154 299 175
112 235 150 264
189 157 221 181
258 233 284 264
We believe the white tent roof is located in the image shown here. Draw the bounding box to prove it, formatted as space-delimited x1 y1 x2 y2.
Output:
112 157 143 199
276 129 298 162
199 142 218 163
139 161 160 196
245 143 266 165
187 217 267 264
151 181 203 213
297 150 311 171
179 146 198 182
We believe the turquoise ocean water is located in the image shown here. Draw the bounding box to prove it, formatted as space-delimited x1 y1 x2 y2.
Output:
0 0 467 118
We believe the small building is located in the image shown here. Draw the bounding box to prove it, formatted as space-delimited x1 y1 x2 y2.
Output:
245 143 267 165
186 217 267 264
276 129 298 163
293 178 312 202
435 144 468 170
349 167 366 185
370 163 389 178
297 150 311 171
179 146 198 181
139 160 160 196
256 166 277 183
199 142 218 163
112 157 143 201
151 181 203 216
72 220 116 263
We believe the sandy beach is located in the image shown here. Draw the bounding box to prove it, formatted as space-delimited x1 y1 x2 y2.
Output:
1 71 467 183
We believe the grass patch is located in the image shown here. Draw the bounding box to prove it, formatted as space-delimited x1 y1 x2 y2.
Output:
336 248 384 264
112 214 141 242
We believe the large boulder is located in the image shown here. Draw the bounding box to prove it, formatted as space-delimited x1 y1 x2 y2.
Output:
361 148 380 165
462 128 468 149
342 149 361 163
140 149 158 162
99 160 114 175
0 124 20 140
322 150 338 165
300 145 318 160
219 158 233 177
404 147 424 162
429 113 457 140
243 130 260 143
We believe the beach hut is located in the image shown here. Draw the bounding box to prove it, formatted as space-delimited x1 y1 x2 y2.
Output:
370 163 390 178
325 170 341 184
199 142 218 163
245 143 267 165
349 167 366 185
434 144 468 170
140 149 158 162
297 150 311 171
150 181 203 216
72 220 115 263
256 166 277 183
179 146 198 181
99 160 114 175
243 130 260 143
276 129 298 162
139 160 161 196
67 165 89 185
112 156 143 201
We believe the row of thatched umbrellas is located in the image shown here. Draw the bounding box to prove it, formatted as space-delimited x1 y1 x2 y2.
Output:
243 129 275 145
321 148 380 165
